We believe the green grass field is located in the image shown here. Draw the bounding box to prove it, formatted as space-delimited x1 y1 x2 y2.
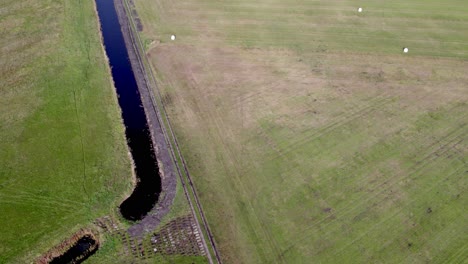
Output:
0 0 132 262
133 0 467 263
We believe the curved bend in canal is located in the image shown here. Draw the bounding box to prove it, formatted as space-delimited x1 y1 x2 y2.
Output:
95 0 161 221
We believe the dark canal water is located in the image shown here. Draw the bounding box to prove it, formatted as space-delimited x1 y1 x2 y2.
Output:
95 0 161 221
49 236 98 264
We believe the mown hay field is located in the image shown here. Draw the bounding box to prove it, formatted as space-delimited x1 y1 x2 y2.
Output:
0 0 132 262
133 0 468 263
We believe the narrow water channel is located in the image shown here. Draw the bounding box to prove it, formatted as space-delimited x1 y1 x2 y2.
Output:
49 236 98 264
95 0 161 221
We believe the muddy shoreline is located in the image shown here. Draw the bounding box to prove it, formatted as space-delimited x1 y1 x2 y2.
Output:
112 0 177 237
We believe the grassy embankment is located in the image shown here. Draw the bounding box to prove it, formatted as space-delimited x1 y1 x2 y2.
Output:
133 0 468 263
0 0 132 262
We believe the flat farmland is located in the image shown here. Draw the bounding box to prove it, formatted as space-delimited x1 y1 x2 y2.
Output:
134 0 467 263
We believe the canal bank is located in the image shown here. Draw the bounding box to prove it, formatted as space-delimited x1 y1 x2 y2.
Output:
111 0 178 235
96 0 218 262
95 0 177 235
111 1 220 262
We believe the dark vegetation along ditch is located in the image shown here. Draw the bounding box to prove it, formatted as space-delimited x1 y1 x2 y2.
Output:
37 230 99 264
96 0 161 221
49 235 98 264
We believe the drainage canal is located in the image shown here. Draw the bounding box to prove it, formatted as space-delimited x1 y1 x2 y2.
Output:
49 235 98 264
95 0 161 221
